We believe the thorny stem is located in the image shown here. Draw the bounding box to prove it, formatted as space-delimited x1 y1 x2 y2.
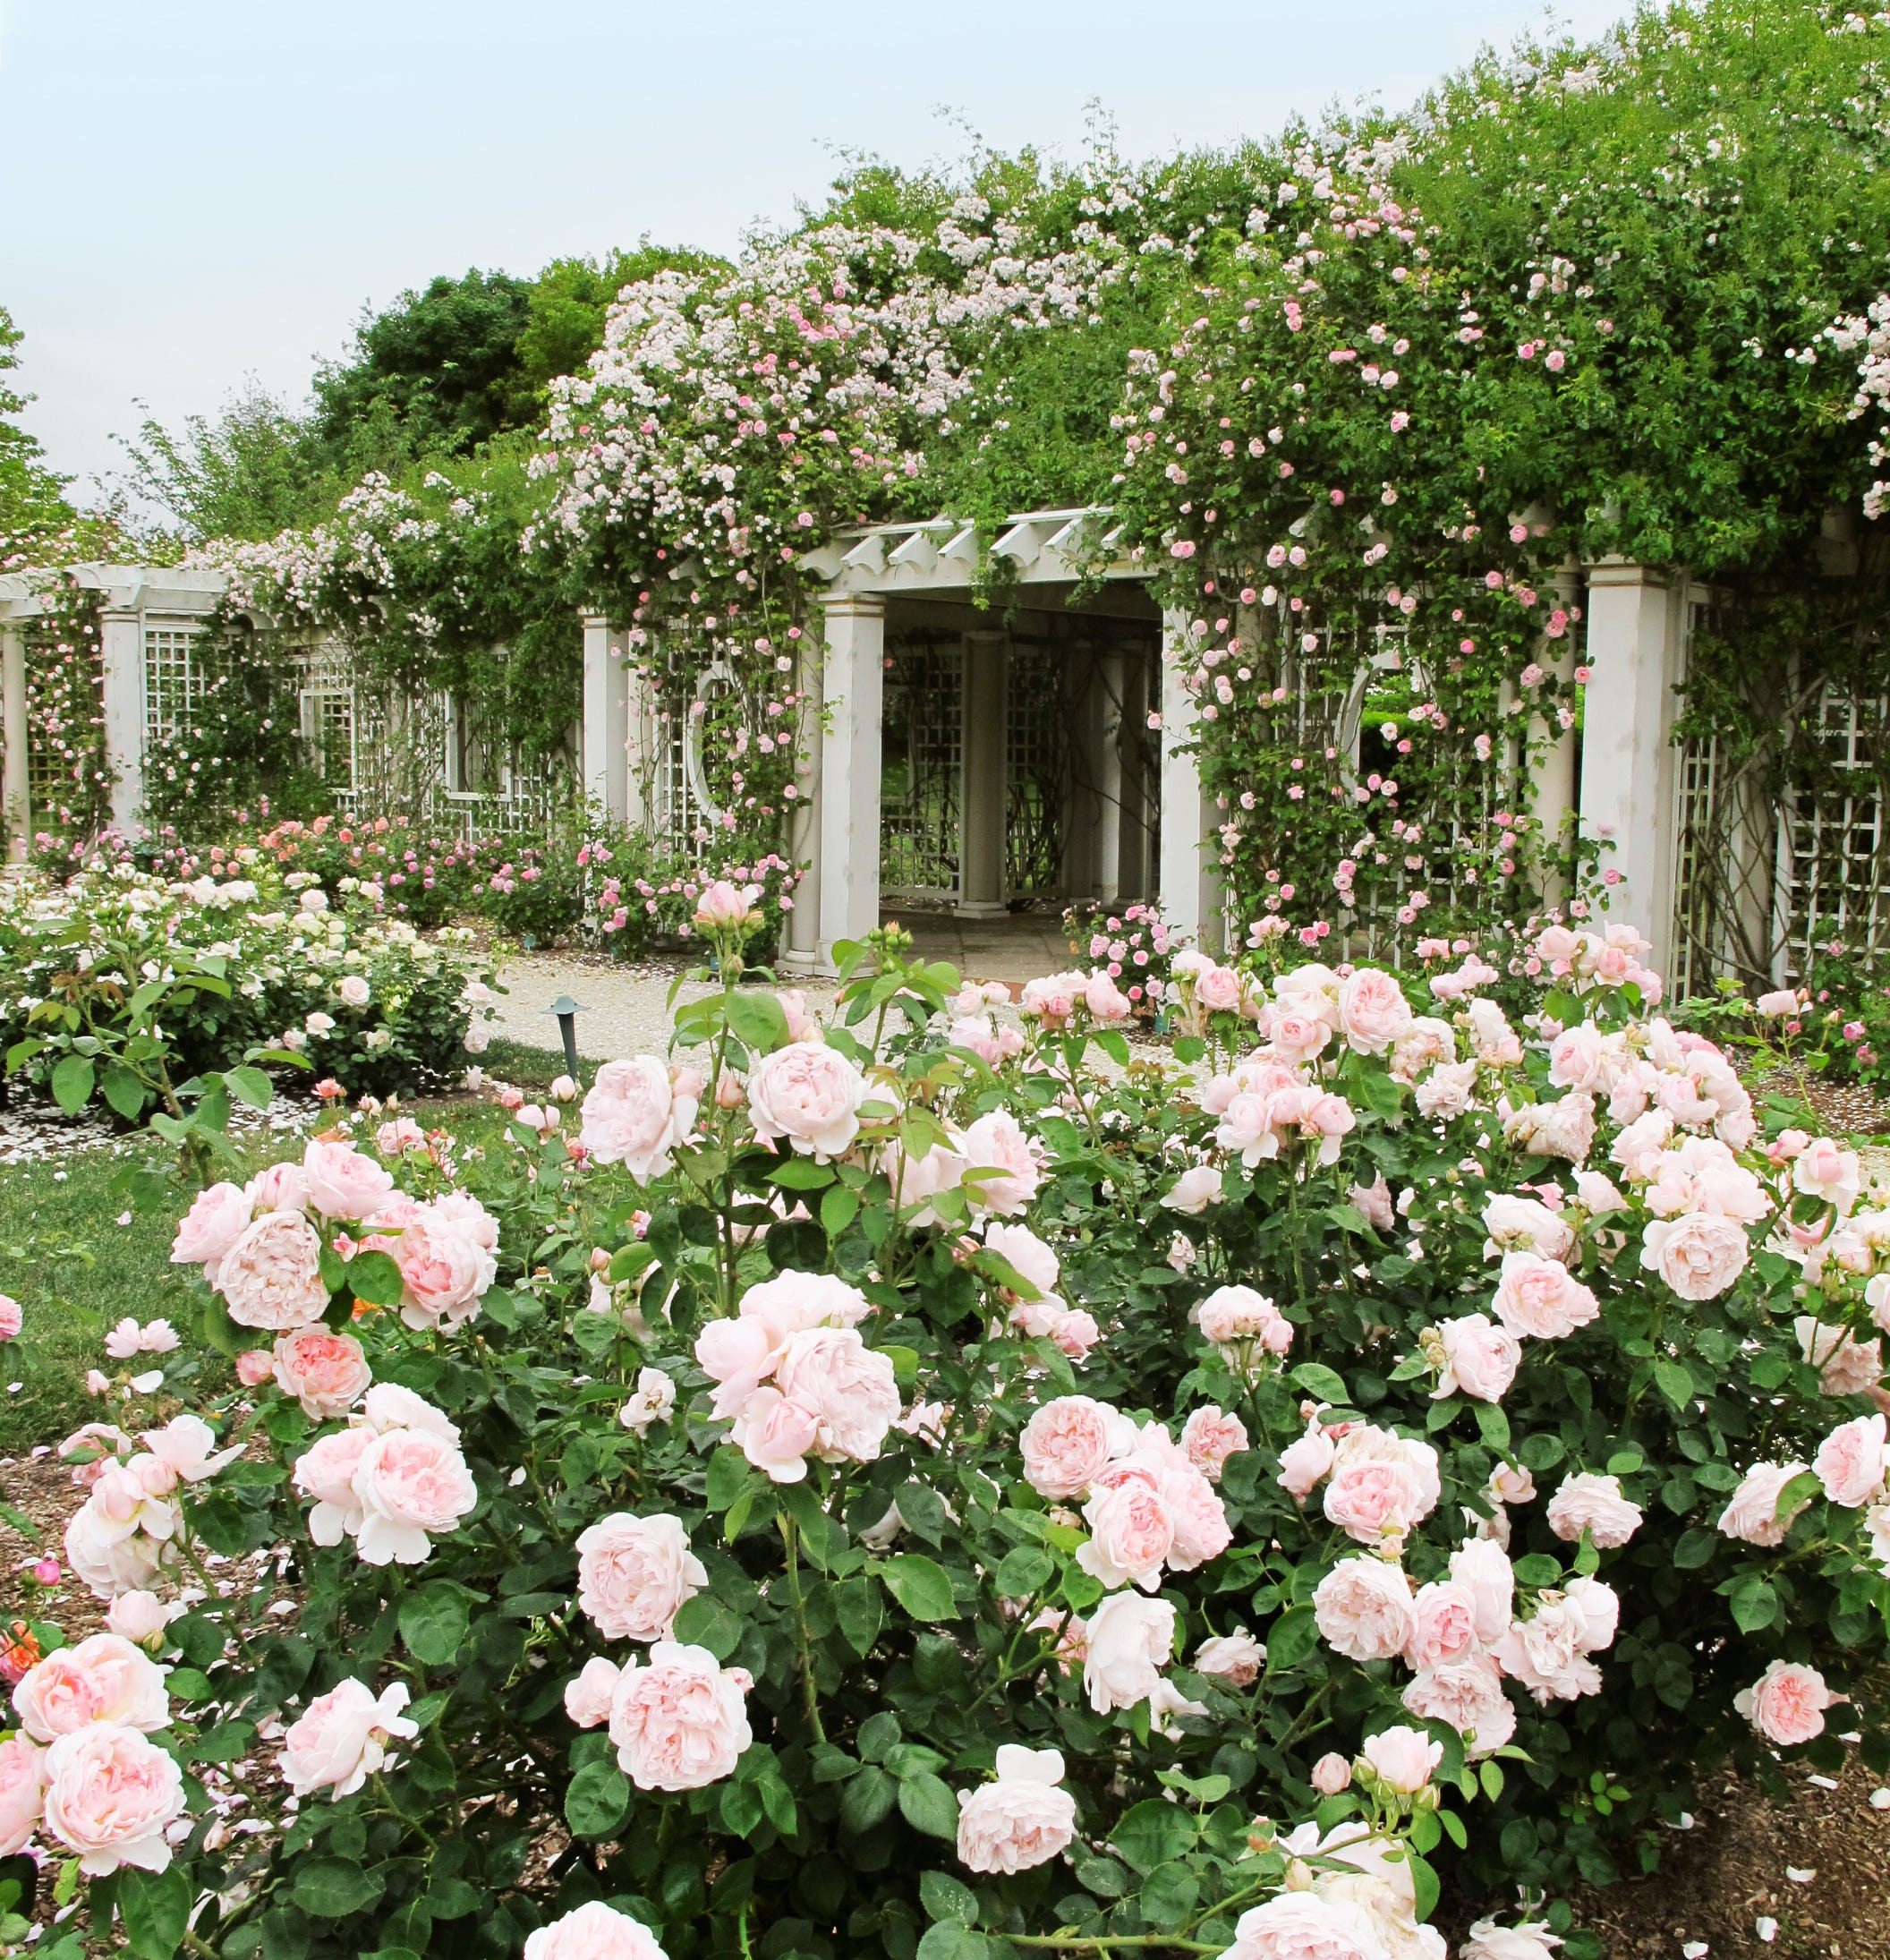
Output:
777 1513 827 1744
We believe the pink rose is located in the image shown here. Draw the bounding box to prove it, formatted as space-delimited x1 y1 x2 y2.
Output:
1563 1575 1619 1654
1349 1172 1396 1232
985 1222 1060 1297
169 1180 253 1278
524 1901 669 1960
746 1042 865 1159
0 1735 45 1855
728 1387 823 1484
1494 1598 1604 1703
773 1326 900 1464
1482 1194 1575 1261
216 1208 330 1332
580 1059 698 1182
1337 966 1413 1054
1310 1751 1352 1795
1226 1893 1389 1960
1405 1581 1481 1669
956 1743 1077 1874
1078 1473 1175 1591
1084 972 1133 1021
1793 1137 1861 1209
272 1327 371 1419
1491 1252 1599 1341
246 1160 311 1213
1276 1419 1337 1502
1313 1556 1416 1662
1756 988 1802 1018
105 1591 175 1650
351 1428 478 1565
12 1633 169 1741
1021 1396 1128 1499
1734 1659 1838 1747
1797 1317 1884 1396
1196 964 1245 1014
1180 1405 1249 1481
564 1657 622 1731
960 1110 1042 1216
235 1350 276 1387
42 1722 184 1873
278 1678 418 1797
1359 1723 1442 1793
575 1513 707 1640
1639 1213 1750 1301
1083 1593 1176 1714
302 1138 396 1221
0 1295 19 1342
294 1427 374 1546
1435 1314 1522 1402
1717 1461 1812 1547
1197 1284 1292 1356
1322 1427 1439 1546
1816 1413 1889 1507
1449 1539 1515 1645
1402 1657 1517 1757
1545 1471 1642 1548
387 1208 490 1332
609 1641 753 1791
1269 1007 1332 1063
1194 1630 1266 1687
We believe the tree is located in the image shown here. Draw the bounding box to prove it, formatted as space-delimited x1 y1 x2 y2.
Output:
0 303 77 546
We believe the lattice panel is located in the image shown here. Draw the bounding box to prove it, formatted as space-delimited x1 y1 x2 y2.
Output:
1006 642 1067 896
143 625 200 746
1668 734 1724 1000
1778 686 1890 973
881 639 964 898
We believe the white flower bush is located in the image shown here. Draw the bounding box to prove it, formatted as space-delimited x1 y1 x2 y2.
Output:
10 898 1890 1960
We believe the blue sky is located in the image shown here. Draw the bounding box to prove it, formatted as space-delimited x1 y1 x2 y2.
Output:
4 0 1632 499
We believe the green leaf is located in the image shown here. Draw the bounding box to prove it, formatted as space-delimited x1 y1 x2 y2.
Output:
834 1577 883 1657
1290 1362 1349 1403
347 1249 405 1308
921 1871 980 1927
1653 1359 1695 1410
821 1185 861 1236
768 1159 836 1190
1266 1604 1320 1669
840 1763 898 1834
882 1554 958 1621
292 1857 385 1920
992 1545 1055 1596
726 991 789 1055
915 1927 989 1960
1111 1797 1197 1874
1408 1849 1441 1922
50 1054 94 1115
1139 1862 1201 1930
565 1761 633 1839
117 1865 192 1960
398 1584 471 1666
100 1061 146 1121
1729 1573 1779 1633
1673 1529 1718 1571
898 1771 959 1839
705 1444 754 1513
672 1593 745 1661
1472 1402 1511 1452
225 1065 275 1109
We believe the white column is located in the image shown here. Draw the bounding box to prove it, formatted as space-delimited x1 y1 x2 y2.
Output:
1095 646 1127 902
817 595 885 967
581 613 630 826
1577 562 1686 978
2 622 27 862
98 609 144 834
958 630 1009 917
1158 609 1223 953
780 627 825 974
1527 560 1582 900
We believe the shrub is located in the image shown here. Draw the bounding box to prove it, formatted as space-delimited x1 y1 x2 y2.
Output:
13 905 1890 1960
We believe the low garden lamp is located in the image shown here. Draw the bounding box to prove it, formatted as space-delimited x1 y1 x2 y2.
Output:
547 994 584 1080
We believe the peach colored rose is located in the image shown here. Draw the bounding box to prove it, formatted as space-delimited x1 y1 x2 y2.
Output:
1194 1631 1266 1688
746 1042 865 1159
609 1641 753 1791
524 1900 670 1960
352 1428 478 1565
564 1657 622 1730
12 1633 169 1741
1313 1557 1415 1662
1546 1471 1642 1548
1337 966 1413 1054
1402 1657 1517 1758
1435 1314 1522 1402
960 1109 1042 1216
1020 1396 1128 1499
216 1208 329 1332
1078 1475 1174 1591
773 1326 900 1465
1816 1412 1889 1507
271 1326 371 1420
576 1513 707 1642
1491 1252 1599 1341
302 1138 396 1221
1405 1581 1481 1669
0 1735 44 1854
580 1058 698 1182
1639 1212 1750 1301
279 1679 418 1797
1717 1461 1812 1547
1082 1593 1175 1714
387 1208 490 1331
1734 1659 1838 1746
294 1427 374 1547
1180 1405 1249 1481
1359 1724 1442 1793
42 1722 184 1873
956 1743 1077 1874
169 1180 252 1280
1349 1172 1396 1232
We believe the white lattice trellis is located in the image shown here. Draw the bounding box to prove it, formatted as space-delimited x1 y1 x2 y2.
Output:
881 641 964 899
1775 686 1890 975
143 623 200 747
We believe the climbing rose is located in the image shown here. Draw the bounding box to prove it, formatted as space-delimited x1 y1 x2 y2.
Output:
1545 1472 1643 1548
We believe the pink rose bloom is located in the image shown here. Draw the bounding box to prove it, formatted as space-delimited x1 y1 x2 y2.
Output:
105 1591 174 1650
1083 1593 1176 1714
1196 964 1245 1014
1021 1396 1128 1499
1159 1461 1232 1570
1360 1723 1443 1793
1181 1405 1249 1481
1639 1211 1750 1301
0 1295 19 1342
279 1678 418 1797
580 1058 697 1182
1313 1556 1416 1662
1491 1252 1599 1341
1734 1659 1839 1747
12 1633 169 1741
62 1474 175 1599
1269 1007 1333 1063
351 1428 478 1565
388 1208 490 1332
773 1326 900 1464
985 1222 1060 1297
216 1208 330 1332
524 1901 669 1960
1416 1059 1479 1119
1449 1539 1516 1645
1349 1172 1396 1233
0 1735 45 1855
1572 1170 1628 1216
728 1384 822 1483
1078 1475 1175 1591
1276 1419 1337 1502
609 1641 753 1791
169 1180 253 1280
1717 1461 1813 1547
1794 1137 1862 1210
960 1110 1042 1216
302 1138 396 1221
1405 1581 1482 1669
564 1657 622 1731
271 1326 371 1420
746 1042 865 1159
235 1350 276 1388
1225 1892 1389 1960
1047 1307 1101 1359
1545 1471 1642 1548
294 1428 374 1546
949 1016 1002 1067
1797 1317 1884 1396
1816 1412 1889 1507
1323 1427 1439 1546
1504 1090 1596 1163
956 1743 1077 1874
1197 1284 1292 1355
1562 1576 1620 1654
361 1382 460 1441
42 1722 184 1873
1195 1630 1266 1688
1337 966 1413 1054
1494 1598 1604 1703
1402 1657 1517 1757
1085 972 1133 1021
1435 1314 1522 1402
246 1160 311 1214
1756 988 1802 1018
1547 1023 1616 1093
1310 1752 1352 1795
575 1513 707 1641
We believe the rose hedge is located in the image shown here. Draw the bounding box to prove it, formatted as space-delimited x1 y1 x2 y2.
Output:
8 908 1890 1960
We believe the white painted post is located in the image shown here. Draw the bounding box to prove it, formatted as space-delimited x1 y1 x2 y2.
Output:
781 629 825 974
1095 646 1127 902
1527 560 1582 900
98 609 144 834
817 595 885 967
2 621 27 861
958 630 1009 917
581 613 630 826
1158 608 1222 953
1577 562 1686 979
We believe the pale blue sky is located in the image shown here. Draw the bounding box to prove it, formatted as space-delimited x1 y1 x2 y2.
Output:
4 0 1633 499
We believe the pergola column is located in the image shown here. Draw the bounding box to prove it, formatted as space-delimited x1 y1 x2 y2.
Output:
581 613 630 827
816 594 885 967
781 628 825 973
2 620 27 862
1528 559 1583 899
1157 608 1223 953
98 608 144 834
958 629 1009 917
1096 645 1154 903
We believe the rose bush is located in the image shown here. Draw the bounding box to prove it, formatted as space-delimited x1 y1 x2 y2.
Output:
12 899 1890 1960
